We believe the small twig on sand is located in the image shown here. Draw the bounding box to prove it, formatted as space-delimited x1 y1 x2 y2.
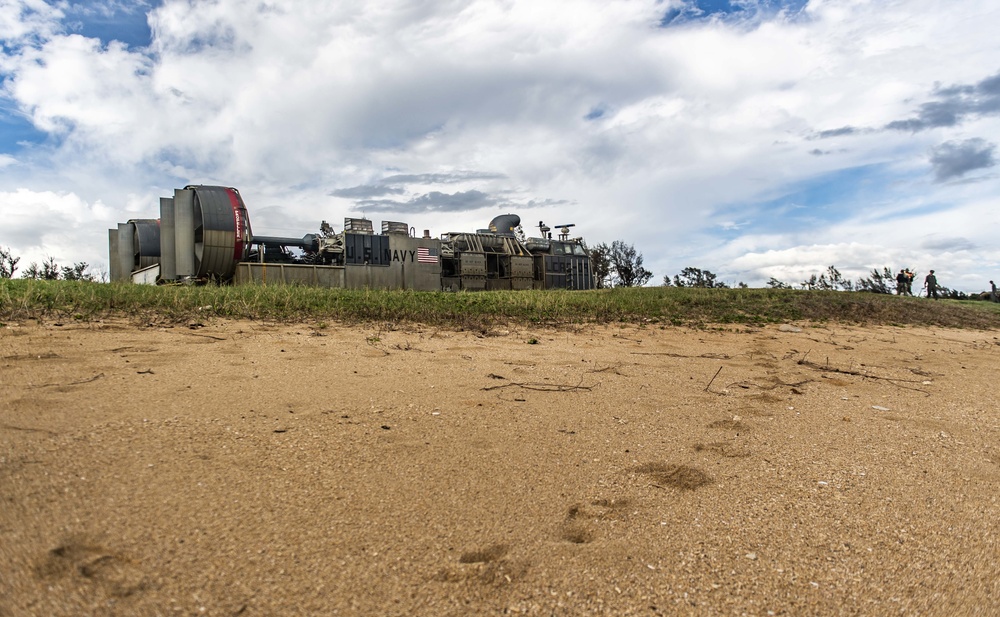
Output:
631 352 731 359
482 376 594 392
705 366 724 392
185 332 227 341
797 356 930 395
69 373 104 385
1 424 57 435
32 373 105 388
587 364 626 375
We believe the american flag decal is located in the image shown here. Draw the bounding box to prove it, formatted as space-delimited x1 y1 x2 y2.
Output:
417 247 438 264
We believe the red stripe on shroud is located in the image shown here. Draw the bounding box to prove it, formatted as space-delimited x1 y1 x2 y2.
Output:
226 188 245 262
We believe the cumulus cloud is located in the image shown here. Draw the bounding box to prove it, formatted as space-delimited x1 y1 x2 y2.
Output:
0 0 63 45
0 188 114 268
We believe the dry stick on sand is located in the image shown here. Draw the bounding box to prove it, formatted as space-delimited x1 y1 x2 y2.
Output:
184 332 227 341
482 377 595 392
0 424 57 436
724 378 813 391
31 373 105 389
631 352 732 359
704 366 724 392
587 364 626 375
796 352 931 395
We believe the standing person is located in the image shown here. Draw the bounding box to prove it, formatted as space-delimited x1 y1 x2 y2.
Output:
905 269 915 295
895 270 907 295
991 280 997 302
924 270 938 299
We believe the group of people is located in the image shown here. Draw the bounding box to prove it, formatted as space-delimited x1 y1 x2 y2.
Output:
896 268 942 299
895 270 999 301
895 269 916 296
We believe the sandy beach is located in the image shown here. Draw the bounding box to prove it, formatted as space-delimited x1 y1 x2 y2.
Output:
2 318 998 616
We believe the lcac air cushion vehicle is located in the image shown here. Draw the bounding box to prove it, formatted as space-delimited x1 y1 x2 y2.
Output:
109 185 596 291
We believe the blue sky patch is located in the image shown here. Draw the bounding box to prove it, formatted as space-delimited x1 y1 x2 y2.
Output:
721 164 917 234
64 2 157 49
0 106 47 152
661 0 809 27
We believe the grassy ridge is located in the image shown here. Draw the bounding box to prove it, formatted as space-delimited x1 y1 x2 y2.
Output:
2 279 999 329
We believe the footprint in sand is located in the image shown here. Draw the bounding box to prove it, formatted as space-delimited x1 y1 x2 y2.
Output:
629 462 713 490
35 537 146 598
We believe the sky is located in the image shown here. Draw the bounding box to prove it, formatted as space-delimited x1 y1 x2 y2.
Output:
0 0 998 291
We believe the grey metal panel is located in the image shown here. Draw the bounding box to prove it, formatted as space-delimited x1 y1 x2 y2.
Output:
108 228 121 281
282 266 319 285
486 279 511 291
117 223 134 279
159 197 176 280
174 189 195 277
544 255 584 289
314 265 346 288
345 233 391 266
460 253 486 276
373 236 389 266
462 276 486 290
233 263 252 284
344 234 358 264
512 277 533 290
367 264 399 289
388 235 442 291
234 263 346 288
511 255 533 278
569 256 594 290
345 265 370 289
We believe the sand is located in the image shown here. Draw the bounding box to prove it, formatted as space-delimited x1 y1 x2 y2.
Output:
1 318 998 616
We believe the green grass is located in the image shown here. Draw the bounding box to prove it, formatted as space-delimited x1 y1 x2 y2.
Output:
2 279 999 329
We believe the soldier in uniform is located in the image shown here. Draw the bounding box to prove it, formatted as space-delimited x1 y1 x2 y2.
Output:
924 270 938 299
895 270 908 295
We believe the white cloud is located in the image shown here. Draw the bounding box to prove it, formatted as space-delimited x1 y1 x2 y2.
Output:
0 0 62 44
0 188 114 269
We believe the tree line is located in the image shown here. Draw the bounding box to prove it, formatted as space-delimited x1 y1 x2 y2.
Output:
0 247 99 281
586 242 740 290
587 241 990 299
763 265 981 299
